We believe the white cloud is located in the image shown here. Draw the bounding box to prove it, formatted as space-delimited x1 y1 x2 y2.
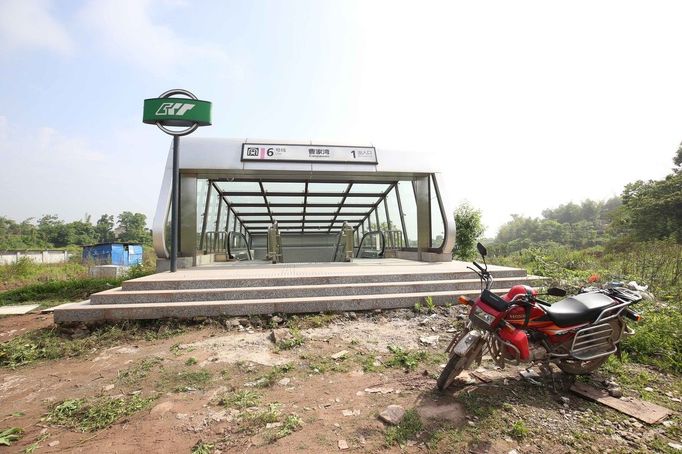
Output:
78 0 238 78
0 0 73 55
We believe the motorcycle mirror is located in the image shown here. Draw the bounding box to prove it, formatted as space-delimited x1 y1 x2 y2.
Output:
477 242 487 258
547 287 567 297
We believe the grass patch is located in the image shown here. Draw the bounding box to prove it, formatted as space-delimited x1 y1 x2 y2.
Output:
217 390 261 409
0 427 23 446
253 363 295 387
0 321 187 369
239 404 281 433
268 414 303 442
46 395 155 432
620 302 682 373
303 355 350 374
286 313 337 330
276 328 305 350
385 345 427 371
191 441 214 454
117 357 163 386
508 420 529 440
185 357 198 366
157 369 212 393
0 278 123 307
384 409 423 446
359 354 381 373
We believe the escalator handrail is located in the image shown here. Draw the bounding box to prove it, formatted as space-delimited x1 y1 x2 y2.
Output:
226 231 253 260
331 230 344 262
356 230 386 258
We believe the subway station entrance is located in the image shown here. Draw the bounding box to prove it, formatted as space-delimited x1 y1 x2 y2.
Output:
53 138 535 322
152 139 456 268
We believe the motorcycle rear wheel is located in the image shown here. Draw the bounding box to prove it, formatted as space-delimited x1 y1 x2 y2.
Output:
557 356 608 375
437 339 484 391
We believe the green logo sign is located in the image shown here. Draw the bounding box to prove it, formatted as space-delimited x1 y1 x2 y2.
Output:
143 98 211 127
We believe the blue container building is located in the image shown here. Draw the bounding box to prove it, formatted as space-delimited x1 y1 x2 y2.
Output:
82 243 144 266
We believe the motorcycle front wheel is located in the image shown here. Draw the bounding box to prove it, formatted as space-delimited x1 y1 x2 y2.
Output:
437 338 485 391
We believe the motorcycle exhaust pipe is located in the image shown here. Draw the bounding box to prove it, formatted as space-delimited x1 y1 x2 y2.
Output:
623 308 641 321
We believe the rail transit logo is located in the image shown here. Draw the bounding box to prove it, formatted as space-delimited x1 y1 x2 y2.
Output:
154 102 195 116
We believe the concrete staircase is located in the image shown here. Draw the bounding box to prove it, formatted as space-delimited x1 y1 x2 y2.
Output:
52 262 540 323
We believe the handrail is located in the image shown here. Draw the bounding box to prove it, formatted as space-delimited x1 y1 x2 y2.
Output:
356 230 385 258
226 231 252 261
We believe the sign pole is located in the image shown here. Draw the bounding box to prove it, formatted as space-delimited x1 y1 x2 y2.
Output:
143 89 212 273
170 135 180 272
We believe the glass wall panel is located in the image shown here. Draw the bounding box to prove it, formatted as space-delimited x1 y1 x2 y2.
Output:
430 175 445 249
377 200 387 230
385 187 402 232
397 180 418 247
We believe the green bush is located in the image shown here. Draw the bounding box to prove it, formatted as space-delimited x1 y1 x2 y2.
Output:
0 278 122 306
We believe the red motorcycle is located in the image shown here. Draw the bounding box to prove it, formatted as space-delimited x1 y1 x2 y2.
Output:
437 243 641 390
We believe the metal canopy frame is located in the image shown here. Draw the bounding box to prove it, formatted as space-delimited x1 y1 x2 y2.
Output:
211 178 399 237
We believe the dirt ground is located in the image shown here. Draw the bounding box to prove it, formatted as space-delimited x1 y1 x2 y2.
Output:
0 308 680 453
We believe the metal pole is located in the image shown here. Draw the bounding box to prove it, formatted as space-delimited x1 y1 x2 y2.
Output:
170 135 180 272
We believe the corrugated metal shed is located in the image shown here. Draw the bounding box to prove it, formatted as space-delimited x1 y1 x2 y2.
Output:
82 243 143 266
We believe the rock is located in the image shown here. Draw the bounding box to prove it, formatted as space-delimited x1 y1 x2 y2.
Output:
365 387 394 394
150 401 174 416
104 384 115 391
176 413 188 420
348 312 358 320
467 421 476 427
270 328 294 344
644 387 654 392
668 443 682 451
608 386 623 398
278 377 291 386
338 439 349 450
48 441 60 447
342 409 360 417
559 396 570 405
270 315 284 325
238 318 250 326
419 335 440 347
379 405 405 425
508 450 519 454
266 422 283 429
331 350 349 360
229 319 241 327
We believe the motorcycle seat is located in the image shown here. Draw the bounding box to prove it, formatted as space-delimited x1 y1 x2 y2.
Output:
545 292 615 327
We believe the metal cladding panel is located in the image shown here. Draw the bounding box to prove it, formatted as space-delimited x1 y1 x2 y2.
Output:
110 244 125 266
174 138 441 174
128 245 144 266
82 245 112 265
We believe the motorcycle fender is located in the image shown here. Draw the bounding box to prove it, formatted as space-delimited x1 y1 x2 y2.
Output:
452 330 483 357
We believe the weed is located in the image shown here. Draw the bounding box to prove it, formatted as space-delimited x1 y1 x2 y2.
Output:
0 278 121 307
384 409 423 446
191 441 214 454
46 395 155 432
414 303 424 314
277 328 304 350
157 369 212 393
117 357 163 386
0 427 22 446
22 433 48 453
272 414 303 441
424 296 436 312
0 321 186 369
359 354 381 373
185 357 198 366
287 313 336 330
508 420 529 440
218 390 261 409
254 363 295 387
239 404 281 433
385 345 427 371
307 356 350 374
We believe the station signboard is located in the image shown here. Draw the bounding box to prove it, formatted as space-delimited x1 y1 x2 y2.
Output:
241 143 377 164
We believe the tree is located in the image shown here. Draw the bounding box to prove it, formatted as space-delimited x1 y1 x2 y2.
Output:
453 202 485 260
674 141 682 171
117 212 150 244
95 214 115 243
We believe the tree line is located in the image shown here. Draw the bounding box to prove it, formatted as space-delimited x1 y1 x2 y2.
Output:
454 146 682 258
0 212 151 250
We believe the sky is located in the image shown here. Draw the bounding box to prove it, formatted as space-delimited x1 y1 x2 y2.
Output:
1 0 681 236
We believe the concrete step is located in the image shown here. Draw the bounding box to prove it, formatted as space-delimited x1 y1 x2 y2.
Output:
121 269 528 291
53 288 516 323
90 276 533 305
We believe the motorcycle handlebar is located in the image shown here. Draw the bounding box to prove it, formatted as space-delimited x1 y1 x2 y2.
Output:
473 261 485 272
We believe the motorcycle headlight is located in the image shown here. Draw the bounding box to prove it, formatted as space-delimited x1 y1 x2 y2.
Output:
472 306 495 326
